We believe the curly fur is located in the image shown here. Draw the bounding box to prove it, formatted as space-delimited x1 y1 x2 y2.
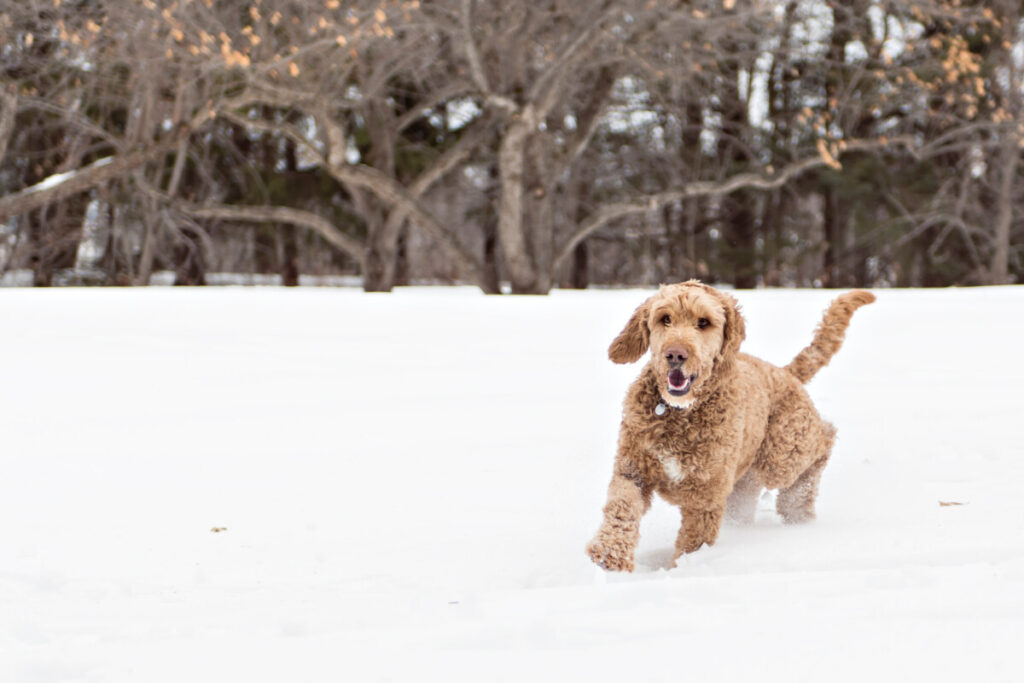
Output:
587 281 874 571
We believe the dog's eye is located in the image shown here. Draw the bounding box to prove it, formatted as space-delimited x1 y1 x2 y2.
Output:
661 315 671 326
697 318 710 329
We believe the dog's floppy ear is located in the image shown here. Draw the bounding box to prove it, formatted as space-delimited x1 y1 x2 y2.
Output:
715 289 746 360
609 298 652 364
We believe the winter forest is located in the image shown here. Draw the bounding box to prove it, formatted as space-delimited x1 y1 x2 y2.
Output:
1 0 1022 293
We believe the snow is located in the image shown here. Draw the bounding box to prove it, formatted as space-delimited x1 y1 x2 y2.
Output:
2 285 1022 682
25 157 113 193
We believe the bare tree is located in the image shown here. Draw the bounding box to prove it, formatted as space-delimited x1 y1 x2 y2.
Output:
2 0 1019 290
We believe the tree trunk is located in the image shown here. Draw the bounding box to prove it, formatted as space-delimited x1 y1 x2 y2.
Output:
29 199 81 286
482 215 501 294
762 190 784 287
561 173 590 289
393 224 410 287
27 210 51 287
361 212 404 292
728 194 758 289
136 138 188 285
280 138 300 287
568 242 589 289
496 109 542 293
359 102 403 293
135 210 157 286
664 203 682 281
279 226 299 287
173 227 207 286
0 89 16 166
990 2 1021 285
819 2 858 288
684 199 699 279
363 241 393 292
991 134 1018 285
360 196 398 292
524 177 554 294
822 186 841 287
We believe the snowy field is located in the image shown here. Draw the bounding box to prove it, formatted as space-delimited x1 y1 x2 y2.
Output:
2 285 1022 682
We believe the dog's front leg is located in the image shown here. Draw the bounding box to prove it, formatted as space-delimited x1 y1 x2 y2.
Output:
586 470 651 572
672 504 725 561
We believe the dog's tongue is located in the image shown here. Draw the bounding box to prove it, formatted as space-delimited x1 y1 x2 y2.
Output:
669 369 687 389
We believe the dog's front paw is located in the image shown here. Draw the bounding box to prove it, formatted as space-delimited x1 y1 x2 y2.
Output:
586 535 635 572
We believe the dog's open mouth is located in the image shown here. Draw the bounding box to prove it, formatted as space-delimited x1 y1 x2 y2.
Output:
667 369 696 396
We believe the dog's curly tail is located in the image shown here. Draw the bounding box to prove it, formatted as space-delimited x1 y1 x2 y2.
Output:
785 290 875 384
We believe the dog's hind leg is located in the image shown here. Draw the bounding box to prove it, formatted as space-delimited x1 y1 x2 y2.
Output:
725 468 761 525
776 423 836 524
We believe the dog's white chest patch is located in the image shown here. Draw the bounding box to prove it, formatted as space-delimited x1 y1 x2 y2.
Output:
657 453 687 484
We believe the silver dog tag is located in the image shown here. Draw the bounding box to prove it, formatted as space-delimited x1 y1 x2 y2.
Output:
654 403 667 416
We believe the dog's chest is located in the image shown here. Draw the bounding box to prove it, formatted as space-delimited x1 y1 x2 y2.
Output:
657 451 687 483
627 398 716 487
650 447 692 485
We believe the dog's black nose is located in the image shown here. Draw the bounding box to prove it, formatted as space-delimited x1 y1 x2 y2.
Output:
664 347 688 366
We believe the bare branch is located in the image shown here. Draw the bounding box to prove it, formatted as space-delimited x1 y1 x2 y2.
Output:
166 139 189 197
377 113 499 258
178 202 368 270
552 136 921 271
461 0 492 95
0 123 198 224
394 82 476 134
0 86 16 165
17 96 123 150
327 162 489 287
220 109 318 153
484 94 520 114
528 5 618 118
218 107 490 288
563 66 616 167
316 111 349 171
408 114 496 198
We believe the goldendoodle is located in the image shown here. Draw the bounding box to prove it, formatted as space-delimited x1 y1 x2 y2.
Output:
586 281 875 571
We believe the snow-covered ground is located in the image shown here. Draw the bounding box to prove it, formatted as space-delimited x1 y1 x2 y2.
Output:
2 285 1022 682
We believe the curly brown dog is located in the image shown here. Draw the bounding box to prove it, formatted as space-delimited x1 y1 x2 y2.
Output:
586 281 875 571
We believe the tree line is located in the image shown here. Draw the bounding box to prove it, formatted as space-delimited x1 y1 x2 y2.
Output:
1 0 1021 292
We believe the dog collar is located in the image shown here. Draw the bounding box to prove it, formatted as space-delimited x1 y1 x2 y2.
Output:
655 400 684 416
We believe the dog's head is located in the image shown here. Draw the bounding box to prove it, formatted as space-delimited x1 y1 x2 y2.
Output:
608 281 746 408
